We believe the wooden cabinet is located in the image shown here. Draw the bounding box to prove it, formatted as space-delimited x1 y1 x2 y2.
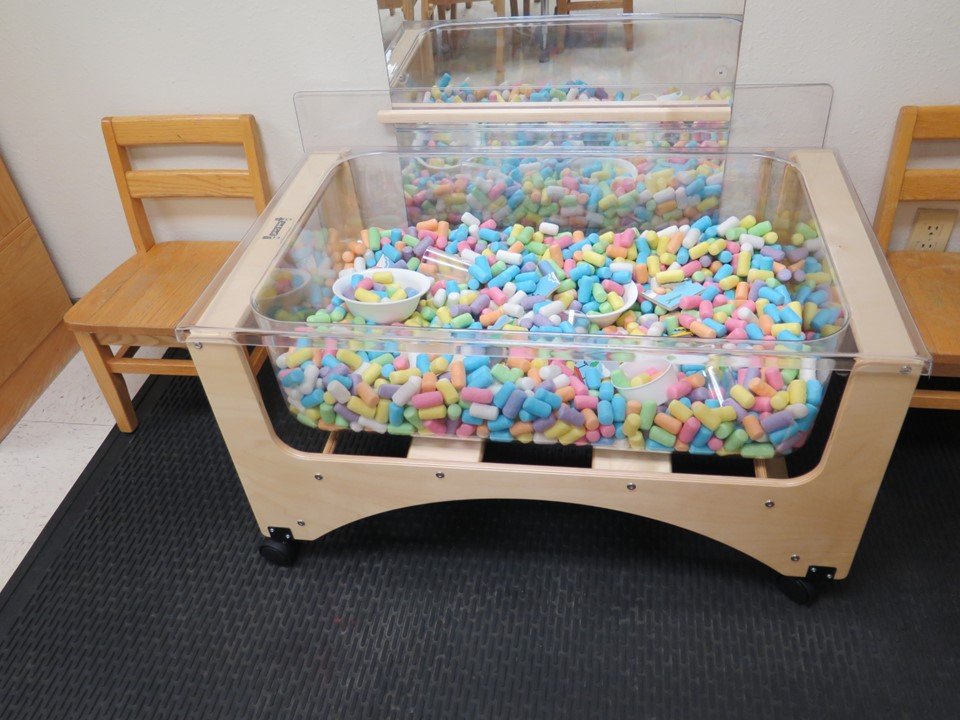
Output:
0 152 76 439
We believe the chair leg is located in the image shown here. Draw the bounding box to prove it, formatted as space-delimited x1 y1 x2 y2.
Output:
248 346 269 375
75 332 138 432
623 0 634 51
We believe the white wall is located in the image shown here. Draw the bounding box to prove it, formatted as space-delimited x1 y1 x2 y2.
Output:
0 0 387 296
1 0 958 296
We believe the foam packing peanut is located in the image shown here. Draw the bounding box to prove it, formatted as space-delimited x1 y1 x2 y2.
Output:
273 209 843 458
278 346 828 458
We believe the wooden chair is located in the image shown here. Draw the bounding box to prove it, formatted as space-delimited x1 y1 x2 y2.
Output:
421 0 505 20
874 105 960 409
64 115 270 432
555 0 634 51
421 0 507 83
378 0 417 20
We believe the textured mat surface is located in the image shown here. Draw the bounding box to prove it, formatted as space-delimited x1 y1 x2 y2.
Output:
0 371 958 719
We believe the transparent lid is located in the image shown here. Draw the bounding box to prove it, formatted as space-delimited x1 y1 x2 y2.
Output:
385 13 741 108
179 146 928 374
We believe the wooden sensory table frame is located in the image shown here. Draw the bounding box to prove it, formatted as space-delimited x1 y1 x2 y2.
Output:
184 149 924 590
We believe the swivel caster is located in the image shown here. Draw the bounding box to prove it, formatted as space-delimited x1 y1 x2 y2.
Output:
258 527 300 567
776 564 837 605
776 575 818 605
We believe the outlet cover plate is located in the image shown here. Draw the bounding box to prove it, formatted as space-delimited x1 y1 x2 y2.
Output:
907 208 957 251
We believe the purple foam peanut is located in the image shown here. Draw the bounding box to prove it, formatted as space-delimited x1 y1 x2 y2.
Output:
520 261 538 273
722 398 747 421
760 410 794 433
531 313 552 326
760 247 785 261
341 286 356 300
785 247 810 263
776 269 793 282
540 379 556 393
470 295 491 314
532 416 555 433
446 418 459 434
748 280 764 302
689 387 712 402
502 389 526 419
349 372 363 387
743 367 761 384
558 405 585 427
334 403 360 423
517 317 534 329
331 362 350 376
793 270 806 282
377 383 400 399
776 434 802 455
519 295 540 311
414 237 433 256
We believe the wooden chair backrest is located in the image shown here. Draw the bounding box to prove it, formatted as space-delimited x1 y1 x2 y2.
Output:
102 114 270 255
874 105 960 253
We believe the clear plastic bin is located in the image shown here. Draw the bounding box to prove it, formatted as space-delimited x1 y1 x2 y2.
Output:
181 146 869 459
386 14 742 106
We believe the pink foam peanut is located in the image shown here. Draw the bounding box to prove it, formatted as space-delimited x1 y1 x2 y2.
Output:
424 420 448 434
667 381 692 401
754 397 773 413
764 367 784 391
460 386 494 404
573 395 599 410
410 391 444 409
678 417 701 444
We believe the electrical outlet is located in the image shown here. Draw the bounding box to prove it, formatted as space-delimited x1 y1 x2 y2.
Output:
907 208 957 251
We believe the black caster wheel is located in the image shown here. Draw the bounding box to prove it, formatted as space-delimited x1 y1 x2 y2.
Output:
776 575 818 606
259 537 300 567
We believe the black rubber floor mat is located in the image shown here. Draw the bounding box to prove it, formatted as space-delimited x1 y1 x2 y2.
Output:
0 370 958 719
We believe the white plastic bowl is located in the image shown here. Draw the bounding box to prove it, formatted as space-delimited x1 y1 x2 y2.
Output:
253 268 312 317
333 268 431 324
611 358 679 405
573 281 639 328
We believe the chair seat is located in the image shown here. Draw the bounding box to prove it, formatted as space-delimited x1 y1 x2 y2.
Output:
887 250 960 372
64 240 237 337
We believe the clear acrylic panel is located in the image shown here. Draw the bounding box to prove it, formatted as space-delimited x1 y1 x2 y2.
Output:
385 13 741 106
294 84 832 152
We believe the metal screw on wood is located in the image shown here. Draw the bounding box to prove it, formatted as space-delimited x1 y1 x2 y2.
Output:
790 554 800 562
826 573 834 579
899 365 911 374
314 473 323 481
435 472 445 479
764 499 775 508
193 342 202 349
626 483 637 491
297 519 305 527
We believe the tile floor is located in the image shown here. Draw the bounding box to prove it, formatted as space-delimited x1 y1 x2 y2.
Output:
0 349 163 591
